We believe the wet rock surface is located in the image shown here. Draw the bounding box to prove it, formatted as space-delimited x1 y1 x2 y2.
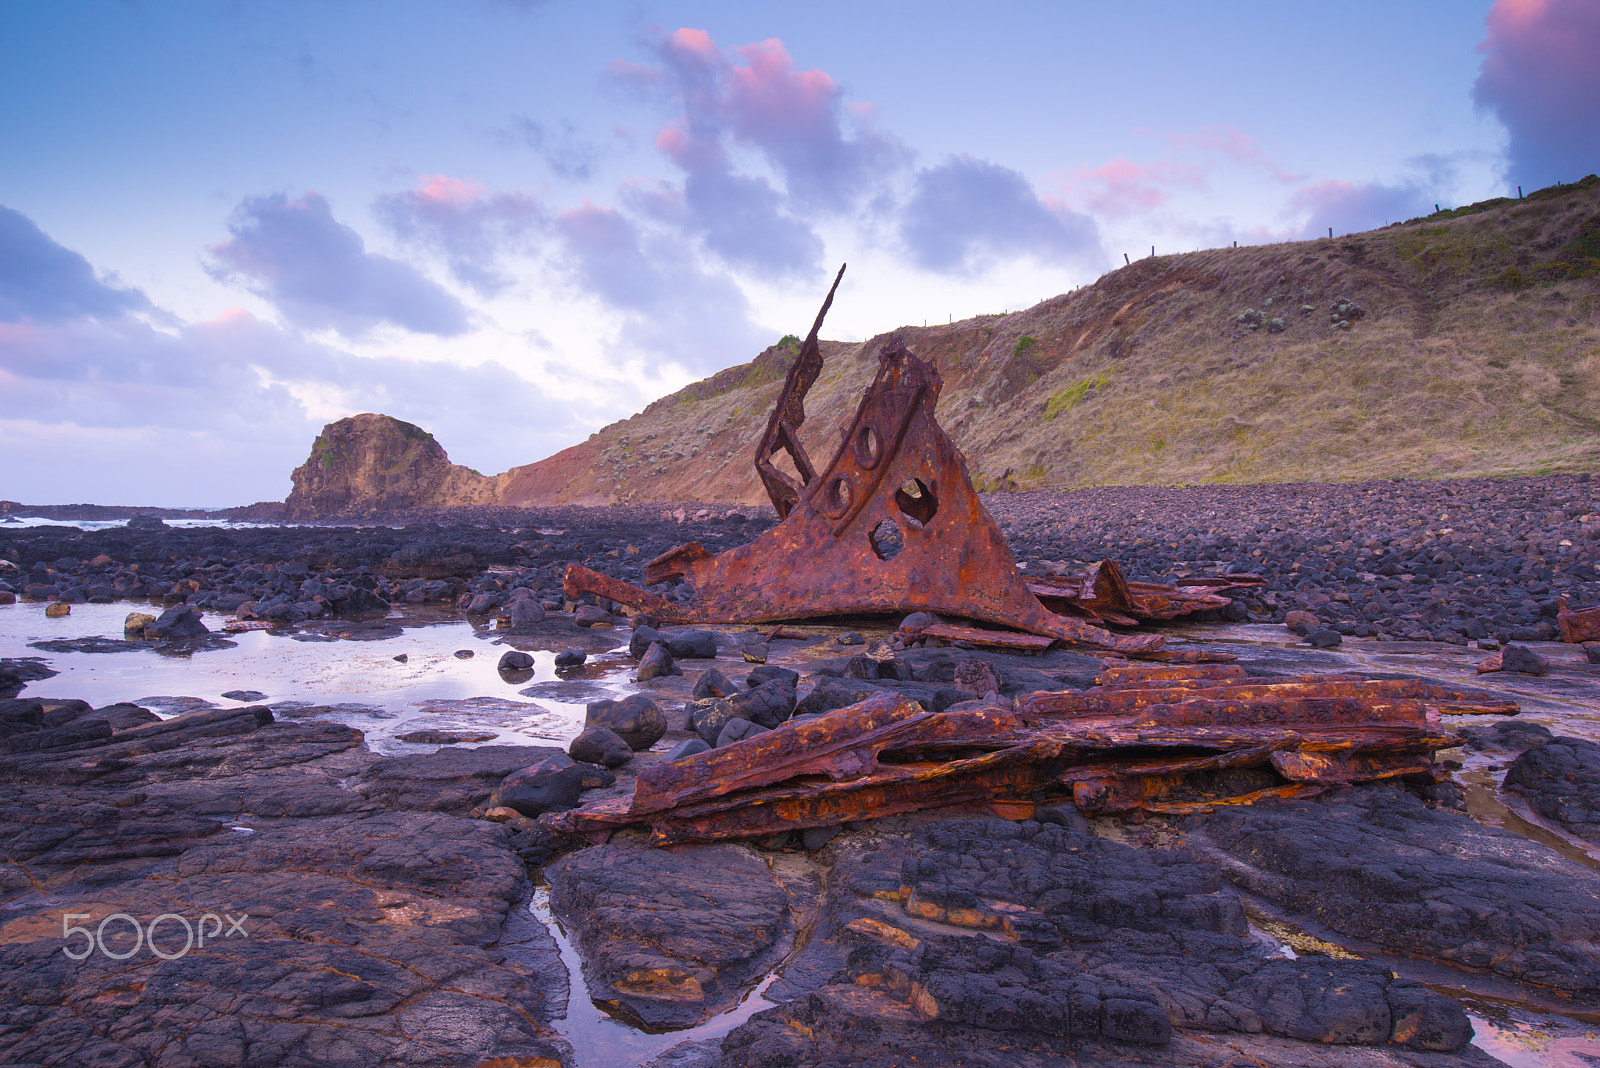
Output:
1186 784 1600 1001
547 841 793 1030
717 815 1492 1068
0 696 571 1068
1506 734 1600 842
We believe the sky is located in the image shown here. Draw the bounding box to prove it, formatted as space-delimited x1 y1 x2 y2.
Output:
2 0 1596 507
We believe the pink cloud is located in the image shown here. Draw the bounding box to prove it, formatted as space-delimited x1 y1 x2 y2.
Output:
1474 0 1600 185
1055 158 1205 217
374 178 544 297
414 175 487 205
1171 124 1304 183
615 27 905 214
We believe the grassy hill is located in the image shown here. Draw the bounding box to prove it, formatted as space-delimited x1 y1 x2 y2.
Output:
496 175 1600 507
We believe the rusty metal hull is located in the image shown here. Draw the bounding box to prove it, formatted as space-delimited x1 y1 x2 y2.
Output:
566 332 1160 653
545 666 1515 846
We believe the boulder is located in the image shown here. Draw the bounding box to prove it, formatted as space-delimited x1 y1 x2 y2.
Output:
716 718 769 747
585 693 667 750
663 737 711 763
1501 643 1549 675
727 677 796 729
693 666 738 700
629 624 662 659
637 641 680 682
490 754 615 817
667 629 719 659
568 727 633 768
574 605 614 628
497 650 535 672
506 596 546 633
143 605 209 640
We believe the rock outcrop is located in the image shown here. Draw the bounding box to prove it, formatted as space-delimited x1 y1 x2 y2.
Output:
284 413 500 519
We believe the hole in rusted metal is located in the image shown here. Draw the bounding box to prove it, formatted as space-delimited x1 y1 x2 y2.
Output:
895 478 938 526
869 518 904 561
822 474 854 518
854 424 883 469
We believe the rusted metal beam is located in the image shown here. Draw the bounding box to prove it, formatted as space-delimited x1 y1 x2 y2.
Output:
544 668 1514 845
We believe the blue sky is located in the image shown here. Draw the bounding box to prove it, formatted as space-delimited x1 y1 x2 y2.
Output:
2 0 1595 506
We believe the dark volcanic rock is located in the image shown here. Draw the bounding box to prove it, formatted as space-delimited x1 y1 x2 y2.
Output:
716 717 769 747
546 841 790 1029
0 692 570 1068
569 725 634 767
0 811 567 1068
357 744 567 815
726 676 796 729
663 737 711 763
637 640 680 682
489 753 614 817
585 693 667 750
795 676 882 717
1507 734 1600 842
144 604 211 639
1189 784 1600 998
667 629 719 659
721 816 1477 1068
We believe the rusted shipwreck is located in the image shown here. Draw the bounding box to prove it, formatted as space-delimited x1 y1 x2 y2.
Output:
565 264 1255 654
548 661 1516 845
551 270 1516 843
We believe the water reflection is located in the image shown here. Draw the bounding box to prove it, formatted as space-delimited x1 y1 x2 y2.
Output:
0 600 638 752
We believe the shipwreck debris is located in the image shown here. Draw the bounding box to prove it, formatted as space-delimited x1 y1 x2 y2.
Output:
1557 598 1600 644
564 267 1169 653
545 664 1518 846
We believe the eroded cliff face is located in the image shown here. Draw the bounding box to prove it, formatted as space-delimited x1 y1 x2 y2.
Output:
284 414 499 519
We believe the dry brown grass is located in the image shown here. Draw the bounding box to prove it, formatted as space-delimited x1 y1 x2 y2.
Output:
499 178 1600 506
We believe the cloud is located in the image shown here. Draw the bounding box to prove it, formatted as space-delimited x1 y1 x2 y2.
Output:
553 201 769 374
0 219 576 505
898 156 1103 275
494 115 603 180
1064 158 1207 217
1278 154 1468 238
1170 124 1305 184
0 205 153 324
610 27 907 279
1474 0 1600 188
375 175 545 297
0 306 577 504
207 191 470 337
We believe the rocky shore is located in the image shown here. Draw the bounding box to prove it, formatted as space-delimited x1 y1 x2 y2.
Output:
3 476 1600 1067
3 475 1596 650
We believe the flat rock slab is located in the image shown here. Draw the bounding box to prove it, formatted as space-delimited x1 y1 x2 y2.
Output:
356 743 566 815
0 694 571 1068
1506 734 1600 842
1186 783 1600 1001
0 811 568 1068
547 841 790 1029
719 815 1486 1067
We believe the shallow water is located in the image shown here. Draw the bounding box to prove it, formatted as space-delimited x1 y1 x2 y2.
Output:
529 887 777 1068
0 600 641 752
